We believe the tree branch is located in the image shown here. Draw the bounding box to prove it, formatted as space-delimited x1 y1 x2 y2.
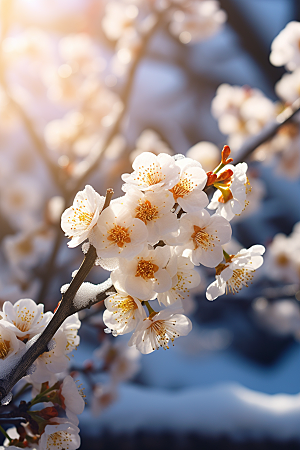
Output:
234 98 300 164
0 189 114 402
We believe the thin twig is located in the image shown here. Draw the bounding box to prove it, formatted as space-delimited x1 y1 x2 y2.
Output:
0 189 114 401
234 98 300 164
36 11 168 304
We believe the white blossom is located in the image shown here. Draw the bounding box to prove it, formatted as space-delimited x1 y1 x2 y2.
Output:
211 84 276 152
102 1 140 42
270 21 300 71
169 0 226 44
0 323 22 361
208 163 249 221
28 315 80 385
275 68 300 103
111 245 172 300
264 232 300 284
95 340 140 382
170 209 231 267
0 176 43 229
119 187 178 244
1 298 52 340
60 376 85 426
90 202 148 259
91 383 118 417
121 151 180 192
186 141 220 172
103 285 146 335
170 157 208 213
39 418 80 450
61 185 105 248
157 250 201 306
129 308 192 354
206 245 265 301
60 313 81 355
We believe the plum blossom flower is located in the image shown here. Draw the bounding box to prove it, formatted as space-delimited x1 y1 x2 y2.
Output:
28 314 80 384
60 313 81 355
170 209 231 267
121 151 180 192
270 21 300 71
90 202 148 259
0 176 43 230
1 298 52 340
61 185 105 248
28 327 68 384
0 324 21 361
95 340 140 383
157 250 201 306
129 308 192 354
39 418 80 450
170 157 208 213
102 0 140 42
112 245 172 300
208 163 249 221
119 187 178 244
60 376 85 426
264 230 300 284
186 141 220 172
275 68 300 103
169 0 226 44
206 245 265 301
91 383 118 417
103 284 146 335
211 84 276 152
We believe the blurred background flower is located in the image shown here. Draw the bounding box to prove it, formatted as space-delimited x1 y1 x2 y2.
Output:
0 0 300 449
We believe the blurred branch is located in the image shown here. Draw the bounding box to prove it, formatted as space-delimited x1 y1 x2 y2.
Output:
0 13 68 197
0 245 112 402
219 0 286 89
36 8 170 305
71 9 168 193
3 93 68 196
234 98 300 163
0 190 114 402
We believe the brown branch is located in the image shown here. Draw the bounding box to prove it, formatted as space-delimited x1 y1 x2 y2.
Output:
70 10 167 194
35 11 169 305
234 98 300 164
0 189 114 402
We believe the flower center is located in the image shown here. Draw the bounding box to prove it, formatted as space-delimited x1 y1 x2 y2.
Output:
47 430 73 449
226 268 254 294
191 225 215 250
218 188 233 204
107 225 131 248
135 200 158 224
135 260 159 279
275 253 289 267
69 206 94 233
112 295 138 324
13 307 36 333
136 162 164 186
170 176 195 200
149 319 179 350
0 338 10 359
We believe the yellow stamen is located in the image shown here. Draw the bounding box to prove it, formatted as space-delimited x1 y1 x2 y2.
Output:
107 225 131 248
135 200 158 224
135 260 159 279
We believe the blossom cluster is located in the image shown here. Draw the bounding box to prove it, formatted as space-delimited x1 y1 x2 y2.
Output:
61 149 265 355
211 20 300 179
264 221 300 285
0 298 84 449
